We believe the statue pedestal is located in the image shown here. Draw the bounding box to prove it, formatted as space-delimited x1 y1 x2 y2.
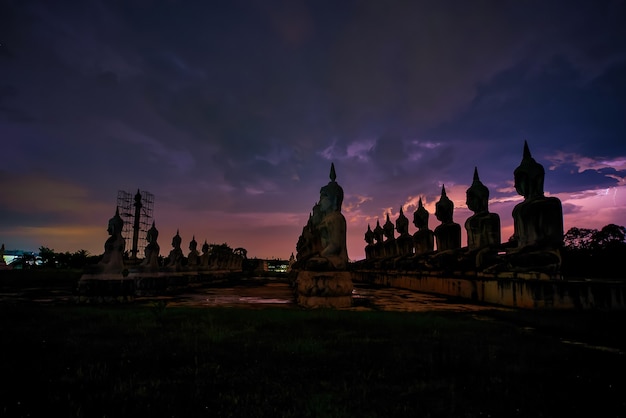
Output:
295 271 353 309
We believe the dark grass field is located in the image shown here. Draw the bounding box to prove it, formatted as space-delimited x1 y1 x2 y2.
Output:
1 301 625 418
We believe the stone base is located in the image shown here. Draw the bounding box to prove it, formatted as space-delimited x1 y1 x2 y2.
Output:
77 274 135 303
295 270 353 309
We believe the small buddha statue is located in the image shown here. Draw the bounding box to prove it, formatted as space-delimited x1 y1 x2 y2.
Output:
412 198 434 256
99 207 126 274
200 240 210 268
382 213 396 257
166 229 184 270
141 221 160 271
463 167 501 269
187 235 200 267
364 224 376 260
304 163 349 271
506 141 563 271
373 220 384 259
434 185 461 252
395 207 413 256
0 244 7 267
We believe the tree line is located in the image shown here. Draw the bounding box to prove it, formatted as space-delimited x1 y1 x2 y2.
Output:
561 223 626 279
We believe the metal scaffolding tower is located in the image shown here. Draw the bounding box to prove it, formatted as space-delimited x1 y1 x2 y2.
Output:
117 189 154 259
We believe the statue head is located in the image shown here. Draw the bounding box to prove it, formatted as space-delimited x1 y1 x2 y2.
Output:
146 221 159 243
319 163 344 214
514 141 545 199
466 167 489 214
172 230 182 248
413 198 429 230
435 185 454 223
202 240 209 254
107 207 124 236
189 235 197 251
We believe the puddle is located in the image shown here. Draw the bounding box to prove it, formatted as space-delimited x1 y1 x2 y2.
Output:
560 339 624 355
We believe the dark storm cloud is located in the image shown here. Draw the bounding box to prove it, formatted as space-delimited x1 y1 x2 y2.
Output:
2 0 626 256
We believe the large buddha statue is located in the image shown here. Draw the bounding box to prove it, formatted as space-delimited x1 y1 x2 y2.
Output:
141 221 160 271
412 198 434 256
506 141 563 270
98 207 126 274
463 167 501 269
433 185 461 252
304 163 349 271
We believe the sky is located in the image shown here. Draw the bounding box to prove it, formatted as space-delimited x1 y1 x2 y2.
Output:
1 0 626 261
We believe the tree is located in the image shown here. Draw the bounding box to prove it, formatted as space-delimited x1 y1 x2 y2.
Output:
592 224 626 250
563 227 597 251
39 246 56 267
562 224 626 279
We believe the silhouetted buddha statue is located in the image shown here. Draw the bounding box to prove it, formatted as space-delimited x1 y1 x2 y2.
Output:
382 213 396 257
295 207 322 269
373 219 384 259
200 240 210 268
395 207 413 256
98 207 126 274
187 235 200 267
428 185 462 271
434 185 461 252
0 244 6 267
463 167 501 269
166 229 184 270
364 224 376 260
412 198 434 256
141 221 160 271
304 163 349 271
506 141 563 271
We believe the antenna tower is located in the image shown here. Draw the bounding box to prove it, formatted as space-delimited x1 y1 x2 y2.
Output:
117 190 155 259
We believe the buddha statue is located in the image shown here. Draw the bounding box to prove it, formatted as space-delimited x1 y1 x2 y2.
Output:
364 224 376 260
187 235 200 267
428 185 462 270
463 167 501 269
395 207 413 256
434 185 461 252
98 207 126 274
304 163 349 271
166 229 184 270
295 208 321 269
200 240 210 268
0 244 6 267
141 221 160 271
373 219 384 259
383 213 395 241
382 213 396 257
506 141 563 271
412 198 434 256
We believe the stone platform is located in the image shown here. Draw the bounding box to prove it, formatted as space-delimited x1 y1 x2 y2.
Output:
295 270 353 309
352 270 626 310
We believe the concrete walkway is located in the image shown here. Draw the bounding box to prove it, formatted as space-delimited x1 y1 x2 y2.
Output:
162 280 508 312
